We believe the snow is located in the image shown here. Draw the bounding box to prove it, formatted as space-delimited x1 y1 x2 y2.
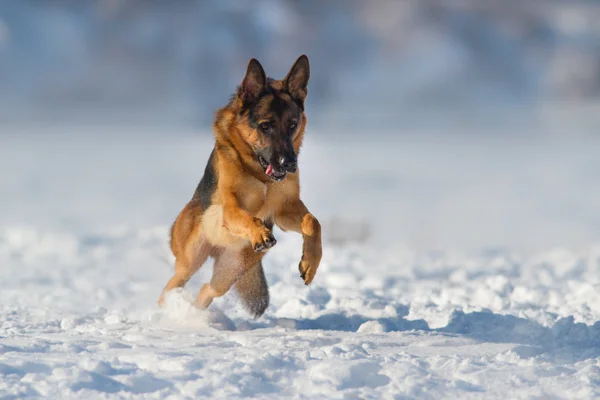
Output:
1 129 599 399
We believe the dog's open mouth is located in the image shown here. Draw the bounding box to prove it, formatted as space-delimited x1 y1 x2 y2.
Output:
257 155 287 182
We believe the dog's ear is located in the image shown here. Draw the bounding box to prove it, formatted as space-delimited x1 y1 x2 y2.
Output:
239 58 267 103
284 55 310 103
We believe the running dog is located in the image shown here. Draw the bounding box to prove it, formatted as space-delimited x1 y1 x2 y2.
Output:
158 55 322 317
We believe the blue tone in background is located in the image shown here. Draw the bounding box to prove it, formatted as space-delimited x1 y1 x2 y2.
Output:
1 0 599 131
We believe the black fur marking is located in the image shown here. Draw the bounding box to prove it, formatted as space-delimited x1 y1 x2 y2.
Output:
246 88 275 128
293 98 305 111
193 149 217 212
263 217 274 231
270 93 288 116
248 90 300 128
247 103 261 128
273 91 301 123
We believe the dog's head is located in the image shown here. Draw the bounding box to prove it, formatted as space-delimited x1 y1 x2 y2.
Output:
232 55 310 182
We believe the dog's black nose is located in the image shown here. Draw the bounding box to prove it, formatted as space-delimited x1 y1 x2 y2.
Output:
279 155 297 173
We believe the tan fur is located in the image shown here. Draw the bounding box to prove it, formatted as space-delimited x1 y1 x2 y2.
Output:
233 261 269 316
158 55 322 318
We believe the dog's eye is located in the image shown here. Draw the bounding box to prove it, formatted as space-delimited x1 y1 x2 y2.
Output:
289 121 297 131
259 122 272 132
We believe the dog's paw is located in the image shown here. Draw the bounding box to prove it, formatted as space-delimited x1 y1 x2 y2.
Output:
299 252 321 285
299 239 322 285
252 228 277 252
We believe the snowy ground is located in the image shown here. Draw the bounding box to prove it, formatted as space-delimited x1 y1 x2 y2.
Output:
1 128 600 399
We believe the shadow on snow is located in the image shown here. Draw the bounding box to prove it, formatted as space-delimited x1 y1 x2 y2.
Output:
237 308 600 363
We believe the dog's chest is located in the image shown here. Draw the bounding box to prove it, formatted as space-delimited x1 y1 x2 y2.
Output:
240 183 270 219
201 183 273 248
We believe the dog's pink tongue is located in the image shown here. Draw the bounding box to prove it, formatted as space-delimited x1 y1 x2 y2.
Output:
266 164 273 176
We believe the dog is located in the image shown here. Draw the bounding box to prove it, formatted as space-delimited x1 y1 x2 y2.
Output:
158 55 322 318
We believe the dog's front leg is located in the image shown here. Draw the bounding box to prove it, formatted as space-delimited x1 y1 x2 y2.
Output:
275 200 322 285
222 193 276 252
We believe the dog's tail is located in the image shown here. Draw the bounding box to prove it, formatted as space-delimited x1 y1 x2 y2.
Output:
234 261 269 318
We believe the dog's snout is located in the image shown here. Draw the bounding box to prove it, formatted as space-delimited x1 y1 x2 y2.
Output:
279 155 297 172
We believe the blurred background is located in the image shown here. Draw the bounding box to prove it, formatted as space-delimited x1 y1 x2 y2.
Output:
1 1 599 253
1 0 600 132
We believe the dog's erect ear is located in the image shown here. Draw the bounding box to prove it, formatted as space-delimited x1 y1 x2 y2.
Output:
284 55 310 103
239 58 267 103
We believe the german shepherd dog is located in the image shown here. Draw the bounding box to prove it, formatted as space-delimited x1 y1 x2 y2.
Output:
158 55 322 317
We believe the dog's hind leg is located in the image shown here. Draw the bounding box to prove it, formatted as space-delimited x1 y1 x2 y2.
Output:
195 246 264 312
234 261 269 318
158 228 211 306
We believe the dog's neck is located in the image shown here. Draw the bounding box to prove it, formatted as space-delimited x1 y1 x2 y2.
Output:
213 108 270 184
